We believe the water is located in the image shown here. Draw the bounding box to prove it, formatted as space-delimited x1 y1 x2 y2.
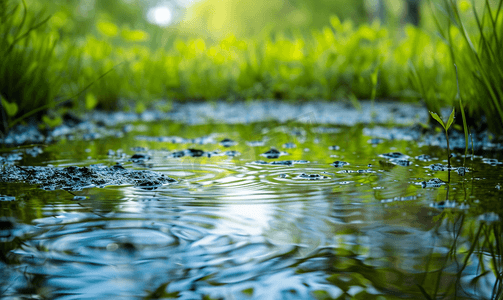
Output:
1 120 502 299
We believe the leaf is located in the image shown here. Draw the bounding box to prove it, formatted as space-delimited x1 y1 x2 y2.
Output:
42 115 62 128
1 98 19 117
85 93 98 110
429 111 446 129
445 108 455 130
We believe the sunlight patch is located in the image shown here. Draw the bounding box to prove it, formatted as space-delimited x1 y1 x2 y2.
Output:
147 6 173 27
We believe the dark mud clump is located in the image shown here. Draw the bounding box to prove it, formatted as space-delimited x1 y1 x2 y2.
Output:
0 164 176 191
260 148 288 159
331 161 349 168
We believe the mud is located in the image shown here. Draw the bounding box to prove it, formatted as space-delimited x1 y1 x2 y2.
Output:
0 164 176 191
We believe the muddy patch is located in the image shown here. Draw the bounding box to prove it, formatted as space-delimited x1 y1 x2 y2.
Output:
0 164 176 191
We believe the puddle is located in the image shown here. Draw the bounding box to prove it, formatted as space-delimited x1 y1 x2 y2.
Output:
1 119 503 299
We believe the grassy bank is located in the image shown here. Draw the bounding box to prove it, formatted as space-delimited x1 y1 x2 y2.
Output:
1 0 502 134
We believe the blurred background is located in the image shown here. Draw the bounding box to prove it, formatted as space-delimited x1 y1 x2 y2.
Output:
35 0 424 41
2 0 503 133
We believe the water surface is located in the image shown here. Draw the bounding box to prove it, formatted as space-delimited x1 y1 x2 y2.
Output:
1 121 502 299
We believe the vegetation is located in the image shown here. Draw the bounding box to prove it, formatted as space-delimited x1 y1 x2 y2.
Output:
1 0 503 135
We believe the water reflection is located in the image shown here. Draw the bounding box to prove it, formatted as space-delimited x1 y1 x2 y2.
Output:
1 122 502 299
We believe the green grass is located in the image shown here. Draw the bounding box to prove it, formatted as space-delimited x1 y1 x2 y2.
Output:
426 0 503 133
0 0 61 133
1 0 503 136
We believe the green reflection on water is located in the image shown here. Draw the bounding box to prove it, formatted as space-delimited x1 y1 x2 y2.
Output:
1 121 502 299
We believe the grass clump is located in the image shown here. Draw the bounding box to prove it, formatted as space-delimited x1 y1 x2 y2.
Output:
0 0 62 133
426 0 503 134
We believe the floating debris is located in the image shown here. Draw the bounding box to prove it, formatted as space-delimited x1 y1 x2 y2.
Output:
250 160 308 166
170 149 205 158
328 145 340 150
220 138 237 147
129 153 151 162
482 158 502 166
278 174 288 178
270 160 293 166
331 161 349 168
421 178 446 188
296 173 329 180
429 163 447 171
457 167 467 176
72 196 87 201
260 148 288 159
251 160 269 165
415 154 432 161
0 165 176 191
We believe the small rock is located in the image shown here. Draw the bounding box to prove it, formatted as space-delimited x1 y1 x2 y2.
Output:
130 153 151 162
429 163 446 171
260 148 286 159
331 161 349 168
457 167 467 176
421 178 445 188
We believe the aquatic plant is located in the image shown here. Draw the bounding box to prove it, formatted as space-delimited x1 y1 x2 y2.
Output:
429 108 455 170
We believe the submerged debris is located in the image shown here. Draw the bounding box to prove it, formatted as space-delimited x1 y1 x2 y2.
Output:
0 164 176 191
420 178 446 188
331 161 349 168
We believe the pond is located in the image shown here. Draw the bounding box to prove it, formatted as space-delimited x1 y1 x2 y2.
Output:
1 103 503 300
